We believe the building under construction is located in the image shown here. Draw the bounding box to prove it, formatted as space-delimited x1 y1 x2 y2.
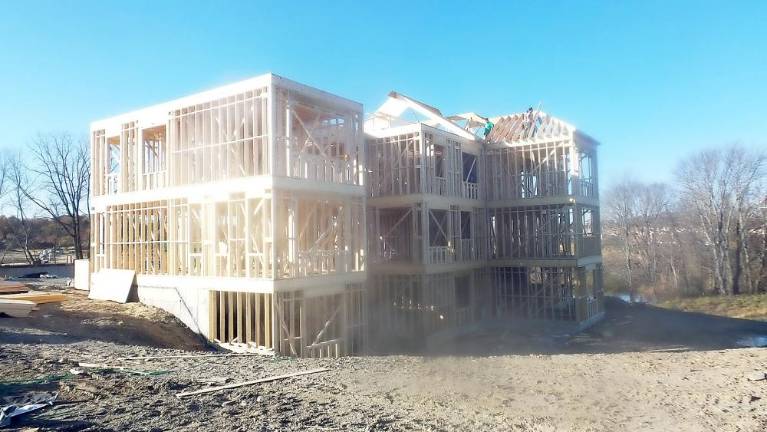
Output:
365 93 603 347
89 74 603 357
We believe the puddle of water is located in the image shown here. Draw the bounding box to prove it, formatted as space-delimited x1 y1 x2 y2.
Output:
614 293 648 303
736 335 767 347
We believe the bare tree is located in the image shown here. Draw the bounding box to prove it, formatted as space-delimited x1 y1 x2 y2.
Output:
604 179 679 300
758 199 767 293
603 178 639 300
22 133 90 259
0 156 8 250
8 155 38 264
729 149 765 294
602 147 765 300
676 145 765 295
0 155 7 201
664 205 691 295
677 149 732 294
634 183 671 288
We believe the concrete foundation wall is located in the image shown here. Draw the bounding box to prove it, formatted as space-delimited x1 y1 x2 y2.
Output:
136 283 211 338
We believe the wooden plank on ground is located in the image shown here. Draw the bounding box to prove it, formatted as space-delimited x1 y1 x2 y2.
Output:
0 292 68 304
117 353 264 361
0 299 36 317
175 368 330 398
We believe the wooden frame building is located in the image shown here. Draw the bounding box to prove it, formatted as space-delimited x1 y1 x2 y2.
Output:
90 74 367 357
365 95 604 347
90 75 603 357
483 112 603 325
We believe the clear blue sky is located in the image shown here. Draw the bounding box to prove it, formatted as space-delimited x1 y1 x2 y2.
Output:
1 0 765 189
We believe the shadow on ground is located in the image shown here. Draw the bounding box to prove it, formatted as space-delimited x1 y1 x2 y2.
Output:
0 295 207 351
568 297 767 353
407 297 767 357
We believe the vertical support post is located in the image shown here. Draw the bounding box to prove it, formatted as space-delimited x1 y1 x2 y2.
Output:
271 293 280 353
569 139 579 195
208 290 217 340
287 196 297 278
419 126 427 194
420 203 429 264
136 126 144 191
344 199 352 273
268 77 276 176
285 99 292 178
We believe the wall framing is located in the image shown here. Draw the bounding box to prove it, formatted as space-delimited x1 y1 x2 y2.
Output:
364 95 604 347
90 74 367 357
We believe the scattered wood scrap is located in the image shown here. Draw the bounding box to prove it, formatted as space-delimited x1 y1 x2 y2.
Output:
0 299 36 318
175 368 330 398
117 353 263 361
0 292 68 304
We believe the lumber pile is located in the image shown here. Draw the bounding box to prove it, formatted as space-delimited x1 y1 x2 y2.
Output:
0 299 36 318
0 281 28 295
0 292 68 304
0 291 68 317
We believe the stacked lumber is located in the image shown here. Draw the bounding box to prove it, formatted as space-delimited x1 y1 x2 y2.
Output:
0 290 67 318
0 299 35 318
0 280 28 295
0 292 68 304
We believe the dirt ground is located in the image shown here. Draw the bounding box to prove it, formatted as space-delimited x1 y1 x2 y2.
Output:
2 285 767 431
0 281 206 351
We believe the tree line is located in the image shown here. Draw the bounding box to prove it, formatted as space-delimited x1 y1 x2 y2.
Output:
0 132 90 264
602 145 766 301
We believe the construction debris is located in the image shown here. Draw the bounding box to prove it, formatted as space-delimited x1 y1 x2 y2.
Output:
175 368 330 398
0 392 58 428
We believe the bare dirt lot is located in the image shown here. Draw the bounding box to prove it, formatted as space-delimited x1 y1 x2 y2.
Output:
2 286 767 431
0 281 205 351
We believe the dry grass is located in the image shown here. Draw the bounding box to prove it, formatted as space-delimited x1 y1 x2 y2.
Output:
659 293 767 321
